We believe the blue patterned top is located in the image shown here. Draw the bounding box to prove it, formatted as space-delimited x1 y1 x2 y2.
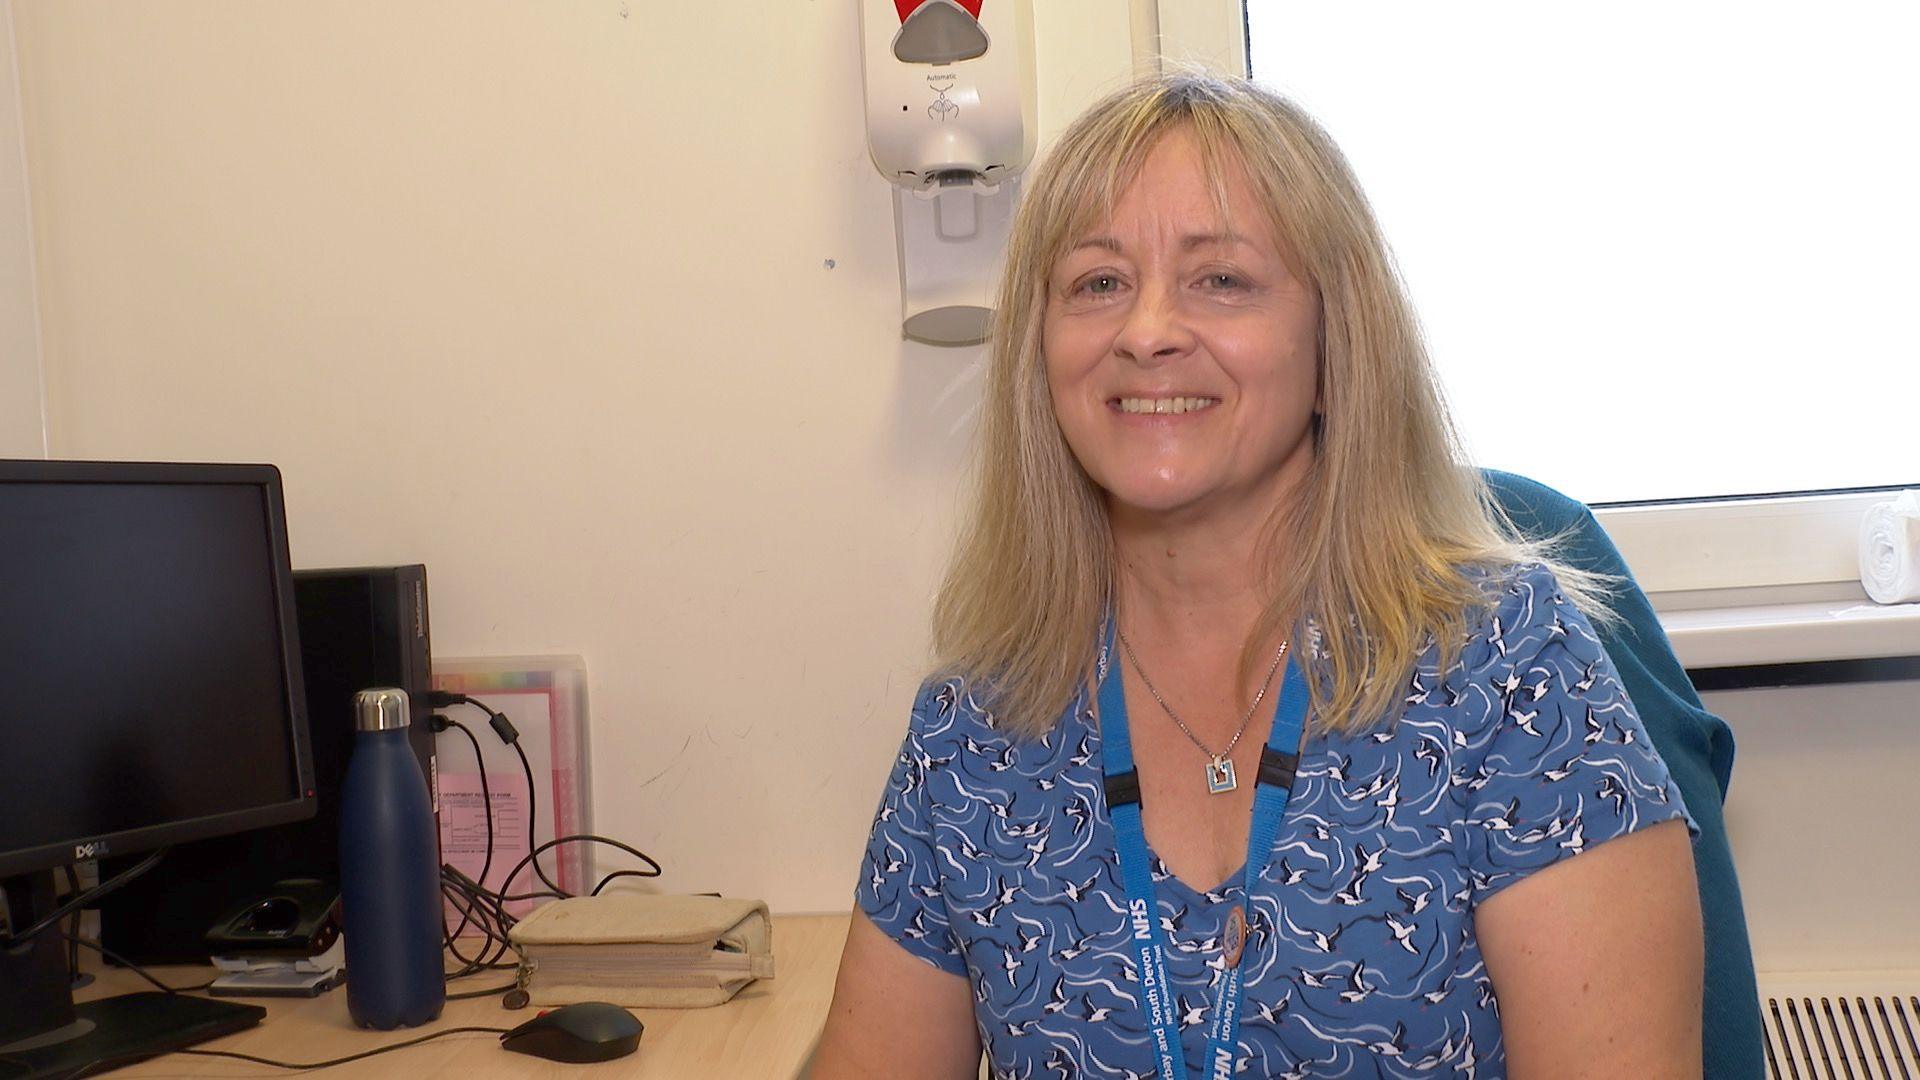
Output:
857 562 1694 1078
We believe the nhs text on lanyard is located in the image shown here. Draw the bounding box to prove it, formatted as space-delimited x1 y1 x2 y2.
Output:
1098 623 1308 1079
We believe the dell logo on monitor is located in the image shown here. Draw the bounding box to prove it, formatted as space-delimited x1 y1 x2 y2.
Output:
73 841 109 860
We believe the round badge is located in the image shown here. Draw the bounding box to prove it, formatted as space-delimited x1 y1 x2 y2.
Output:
1222 904 1247 970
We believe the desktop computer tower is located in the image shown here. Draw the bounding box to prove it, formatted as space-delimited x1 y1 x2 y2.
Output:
98 565 437 963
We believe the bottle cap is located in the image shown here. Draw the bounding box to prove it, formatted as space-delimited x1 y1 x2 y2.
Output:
354 688 412 731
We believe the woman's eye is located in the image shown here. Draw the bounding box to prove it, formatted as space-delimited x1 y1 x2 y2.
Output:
1201 272 1247 290
1078 274 1121 296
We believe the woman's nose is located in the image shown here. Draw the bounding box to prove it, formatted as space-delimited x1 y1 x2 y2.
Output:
1112 279 1194 366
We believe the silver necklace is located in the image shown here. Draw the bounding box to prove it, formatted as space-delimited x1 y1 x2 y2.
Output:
1115 627 1291 795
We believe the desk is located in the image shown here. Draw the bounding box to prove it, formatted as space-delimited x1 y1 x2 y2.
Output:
74 914 849 1079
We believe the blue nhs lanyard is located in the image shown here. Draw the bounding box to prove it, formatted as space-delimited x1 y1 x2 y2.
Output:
1097 621 1308 1080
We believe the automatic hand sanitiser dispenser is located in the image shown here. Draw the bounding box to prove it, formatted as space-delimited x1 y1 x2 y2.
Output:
859 0 1036 345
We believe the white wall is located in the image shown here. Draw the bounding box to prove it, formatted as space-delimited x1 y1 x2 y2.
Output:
13 0 1138 912
0 1 44 457
1708 681 1920 973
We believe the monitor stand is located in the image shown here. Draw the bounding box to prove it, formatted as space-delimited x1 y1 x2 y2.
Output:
1 870 265 1079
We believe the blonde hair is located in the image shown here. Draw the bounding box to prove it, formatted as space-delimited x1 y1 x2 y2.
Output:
933 71 1613 739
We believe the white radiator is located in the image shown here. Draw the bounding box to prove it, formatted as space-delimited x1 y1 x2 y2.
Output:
1759 971 1920 1079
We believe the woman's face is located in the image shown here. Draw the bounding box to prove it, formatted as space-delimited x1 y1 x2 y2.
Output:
1043 129 1320 526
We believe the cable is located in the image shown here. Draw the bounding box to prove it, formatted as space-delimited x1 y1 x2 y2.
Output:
446 980 520 1001
496 834 662 903
425 691 518 745
511 741 568 897
178 1027 512 1069
431 714 494 945
439 867 519 978
414 690 663 1003
439 882 501 971
48 1027 514 1078
590 869 659 896
61 934 215 994
427 707 527 993
0 848 168 946
433 695 665 901
427 692 569 898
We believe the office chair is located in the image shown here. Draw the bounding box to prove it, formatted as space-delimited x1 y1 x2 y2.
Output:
1484 469 1762 1077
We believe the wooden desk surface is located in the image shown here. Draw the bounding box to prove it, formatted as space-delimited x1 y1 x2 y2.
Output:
75 914 849 1079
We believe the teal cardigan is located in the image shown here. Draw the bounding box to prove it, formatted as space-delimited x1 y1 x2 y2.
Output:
1485 470 1761 1077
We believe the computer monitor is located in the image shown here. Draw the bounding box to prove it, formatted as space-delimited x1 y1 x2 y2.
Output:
0 460 316 1078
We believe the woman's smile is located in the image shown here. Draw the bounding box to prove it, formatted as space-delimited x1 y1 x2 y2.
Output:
1110 395 1220 416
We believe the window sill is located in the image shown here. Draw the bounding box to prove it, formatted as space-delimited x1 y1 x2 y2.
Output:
1658 594 1920 670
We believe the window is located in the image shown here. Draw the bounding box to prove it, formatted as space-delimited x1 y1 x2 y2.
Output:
1150 0 1916 593
1239 1 1917 509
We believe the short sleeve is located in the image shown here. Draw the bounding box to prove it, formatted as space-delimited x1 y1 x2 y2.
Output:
855 681 969 975
1456 564 1696 904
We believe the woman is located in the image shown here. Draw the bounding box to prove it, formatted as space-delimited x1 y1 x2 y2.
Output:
814 73 1701 1079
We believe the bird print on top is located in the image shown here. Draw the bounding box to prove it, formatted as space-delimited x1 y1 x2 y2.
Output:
858 562 1693 1079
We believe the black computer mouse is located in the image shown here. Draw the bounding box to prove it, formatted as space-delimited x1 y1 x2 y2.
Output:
499 1001 644 1063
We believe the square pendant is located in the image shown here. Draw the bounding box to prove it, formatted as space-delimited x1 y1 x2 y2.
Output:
1206 757 1238 794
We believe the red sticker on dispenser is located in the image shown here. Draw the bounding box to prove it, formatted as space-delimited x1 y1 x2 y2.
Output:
893 0 983 22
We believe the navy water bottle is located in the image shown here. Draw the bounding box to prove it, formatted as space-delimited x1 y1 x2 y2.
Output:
339 687 446 1029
